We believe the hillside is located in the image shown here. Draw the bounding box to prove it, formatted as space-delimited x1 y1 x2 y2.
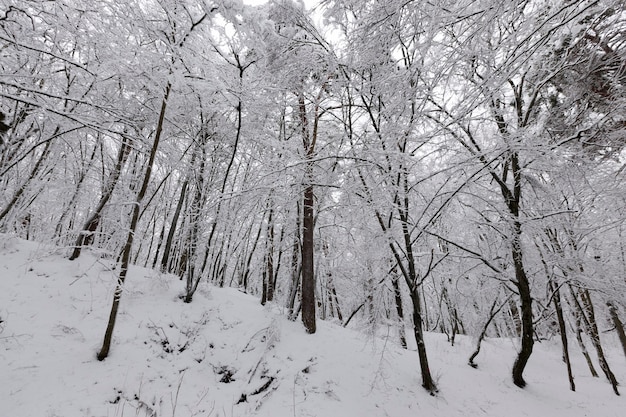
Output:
1 234 625 417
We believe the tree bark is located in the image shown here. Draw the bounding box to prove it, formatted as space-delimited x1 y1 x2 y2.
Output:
511 219 534 388
301 183 316 334
469 294 511 368
392 272 407 349
607 302 626 360
160 178 188 272
69 135 131 260
97 83 170 361
572 287 620 395
0 139 53 227
549 279 575 391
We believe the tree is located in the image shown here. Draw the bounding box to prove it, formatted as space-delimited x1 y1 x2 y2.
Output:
97 0 212 359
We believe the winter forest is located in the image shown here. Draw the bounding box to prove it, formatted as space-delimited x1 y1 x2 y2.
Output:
1 0 626 415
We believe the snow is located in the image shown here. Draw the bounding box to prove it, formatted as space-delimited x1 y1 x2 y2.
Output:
1 234 625 417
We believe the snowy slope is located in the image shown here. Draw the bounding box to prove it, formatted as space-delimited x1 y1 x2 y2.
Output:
1 234 625 417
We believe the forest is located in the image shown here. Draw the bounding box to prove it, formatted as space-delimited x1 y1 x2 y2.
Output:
1 0 626 404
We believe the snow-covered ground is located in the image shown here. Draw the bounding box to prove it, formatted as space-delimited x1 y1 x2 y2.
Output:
1 234 625 417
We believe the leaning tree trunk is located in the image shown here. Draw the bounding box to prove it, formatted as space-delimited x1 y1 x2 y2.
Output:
55 141 98 240
549 279 575 391
469 293 511 368
607 302 626 360
160 178 188 272
69 135 131 260
492 151 534 389
97 83 170 361
571 287 620 395
356 165 436 392
0 139 53 227
399 171 436 393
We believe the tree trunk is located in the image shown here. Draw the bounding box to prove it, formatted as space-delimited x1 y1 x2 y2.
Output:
399 173 436 393
55 141 98 240
262 206 275 305
607 302 626 360
573 312 599 378
0 139 53 227
97 83 170 361
549 279 575 391
469 294 510 368
409 287 436 392
572 287 620 395
69 135 131 260
160 178 188 272
287 202 301 318
301 183 316 334
511 223 534 388
297 87 317 334
392 273 407 349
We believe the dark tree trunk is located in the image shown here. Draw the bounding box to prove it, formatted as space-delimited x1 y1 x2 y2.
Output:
301 184 316 334
469 294 510 368
183 138 208 303
297 87 318 334
161 179 188 272
607 302 626 360
97 83 170 361
287 202 301 318
0 139 53 226
409 287 436 392
573 312 599 378
549 279 575 391
262 206 275 305
69 135 131 260
572 287 620 395
399 173 436 393
55 142 98 239
392 273 407 349
511 220 534 388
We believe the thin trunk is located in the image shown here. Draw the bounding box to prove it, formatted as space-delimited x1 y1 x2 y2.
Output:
272 225 285 298
183 141 207 303
69 135 131 260
469 294 511 368
573 312 600 378
0 139 53 226
549 279 575 391
329 275 343 321
241 215 264 293
392 273 407 349
574 287 620 395
161 179 188 272
399 172 436 392
97 83 170 361
343 303 364 328
55 141 98 239
357 166 435 392
287 202 301 317
607 302 626 360
536 239 576 391
151 203 170 269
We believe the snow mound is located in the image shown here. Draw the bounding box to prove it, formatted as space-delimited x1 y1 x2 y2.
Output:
1 234 625 417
